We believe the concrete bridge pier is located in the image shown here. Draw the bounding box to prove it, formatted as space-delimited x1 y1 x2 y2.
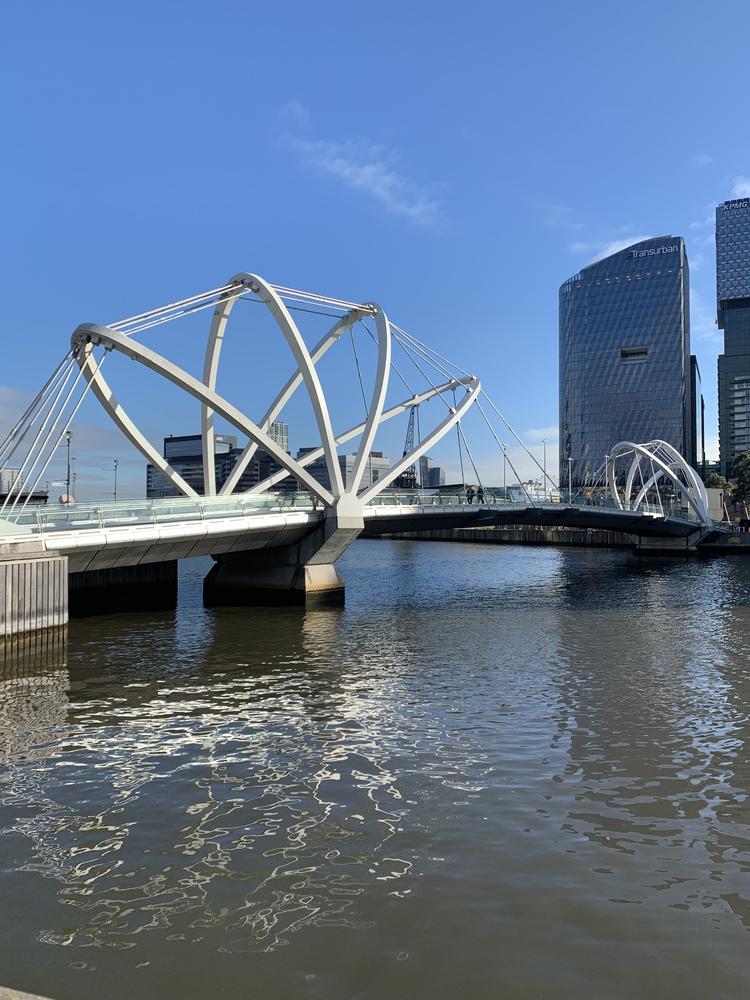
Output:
204 499 364 608
636 528 713 555
0 541 68 644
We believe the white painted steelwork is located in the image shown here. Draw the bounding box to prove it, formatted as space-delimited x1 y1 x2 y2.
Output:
607 439 711 527
69 274 481 515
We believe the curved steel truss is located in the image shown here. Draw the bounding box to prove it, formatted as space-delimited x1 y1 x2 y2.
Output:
607 439 711 527
69 274 480 511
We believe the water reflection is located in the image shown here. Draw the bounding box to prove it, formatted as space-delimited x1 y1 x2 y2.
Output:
1 544 750 998
537 552 750 992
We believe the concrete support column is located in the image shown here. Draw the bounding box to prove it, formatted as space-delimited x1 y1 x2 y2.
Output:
204 498 363 608
0 550 68 641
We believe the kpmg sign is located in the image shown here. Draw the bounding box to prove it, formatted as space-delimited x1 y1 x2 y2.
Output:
722 198 750 210
629 244 679 259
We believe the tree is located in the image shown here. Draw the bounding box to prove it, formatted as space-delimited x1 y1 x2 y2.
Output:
704 472 733 494
733 452 750 506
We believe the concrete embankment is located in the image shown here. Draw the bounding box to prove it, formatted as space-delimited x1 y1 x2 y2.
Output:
373 525 637 548
374 524 750 554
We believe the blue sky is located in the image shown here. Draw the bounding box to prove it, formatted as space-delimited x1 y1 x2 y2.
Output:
1 1 748 497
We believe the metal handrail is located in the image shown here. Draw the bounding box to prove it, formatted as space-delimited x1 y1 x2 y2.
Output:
0 487 711 541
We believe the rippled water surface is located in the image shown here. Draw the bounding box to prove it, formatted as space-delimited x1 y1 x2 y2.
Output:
2 540 750 999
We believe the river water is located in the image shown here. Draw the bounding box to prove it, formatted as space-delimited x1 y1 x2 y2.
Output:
1 539 750 999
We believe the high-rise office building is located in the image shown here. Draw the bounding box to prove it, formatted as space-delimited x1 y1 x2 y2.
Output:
427 465 446 488
716 197 750 477
559 236 695 487
147 422 290 497
417 455 445 488
267 420 289 453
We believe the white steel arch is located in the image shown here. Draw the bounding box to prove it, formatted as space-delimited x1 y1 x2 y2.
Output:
247 376 477 496
607 439 711 527
70 274 480 513
201 274 352 499
72 323 337 505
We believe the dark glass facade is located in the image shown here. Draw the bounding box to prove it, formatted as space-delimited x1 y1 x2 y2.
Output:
146 425 290 497
559 237 692 488
690 355 704 476
716 198 750 477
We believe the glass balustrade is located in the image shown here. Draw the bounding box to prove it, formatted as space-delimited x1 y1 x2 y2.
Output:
0 486 711 539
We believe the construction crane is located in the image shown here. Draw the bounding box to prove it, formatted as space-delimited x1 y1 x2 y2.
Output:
395 405 419 489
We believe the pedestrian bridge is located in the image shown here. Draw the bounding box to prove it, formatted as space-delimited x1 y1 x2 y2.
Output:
0 272 730 637
0 487 726 577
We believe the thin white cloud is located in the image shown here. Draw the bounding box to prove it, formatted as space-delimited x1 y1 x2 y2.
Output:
731 176 750 198
690 288 720 343
599 235 653 257
280 103 443 227
692 153 713 166
525 425 558 442
279 99 311 131
689 204 716 232
569 235 652 264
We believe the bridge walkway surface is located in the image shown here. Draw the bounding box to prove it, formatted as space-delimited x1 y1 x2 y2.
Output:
0 490 733 646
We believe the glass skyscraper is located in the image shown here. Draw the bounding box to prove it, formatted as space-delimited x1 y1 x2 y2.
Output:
559 236 694 489
716 197 750 477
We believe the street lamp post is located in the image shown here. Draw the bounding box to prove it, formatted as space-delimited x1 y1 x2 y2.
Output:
605 453 610 503
502 443 508 499
113 459 119 501
568 456 573 504
65 430 72 501
542 438 547 499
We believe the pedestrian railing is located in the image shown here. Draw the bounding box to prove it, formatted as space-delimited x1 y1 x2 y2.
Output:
0 487 713 540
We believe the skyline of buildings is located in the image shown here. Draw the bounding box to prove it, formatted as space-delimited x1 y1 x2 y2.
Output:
717 197 750 478
5 204 748 501
296 449 391 492
146 422 290 498
145 430 448 499
559 235 697 488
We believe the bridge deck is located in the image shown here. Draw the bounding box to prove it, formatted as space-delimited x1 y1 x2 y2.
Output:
0 492 727 574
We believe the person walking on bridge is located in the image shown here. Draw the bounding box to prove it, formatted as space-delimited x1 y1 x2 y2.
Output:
477 486 484 505
466 485 475 504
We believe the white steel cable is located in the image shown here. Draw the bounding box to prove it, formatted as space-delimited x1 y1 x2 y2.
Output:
358 320 417 397
1 357 79 512
391 331 455 412
392 322 561 493
392 327 465 392
270 284 374 312
474 398 535 505
111 283 239 330
393 332 483 493
478 393 560 492
453 389 466 484
271 293 351 316
0 351 74 465
456 420 487 501
5 357 94 513
392 323 472 378
113 289 250 337
18 352 107 512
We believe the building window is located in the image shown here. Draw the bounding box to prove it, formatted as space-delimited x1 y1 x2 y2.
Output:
620 347 649 363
